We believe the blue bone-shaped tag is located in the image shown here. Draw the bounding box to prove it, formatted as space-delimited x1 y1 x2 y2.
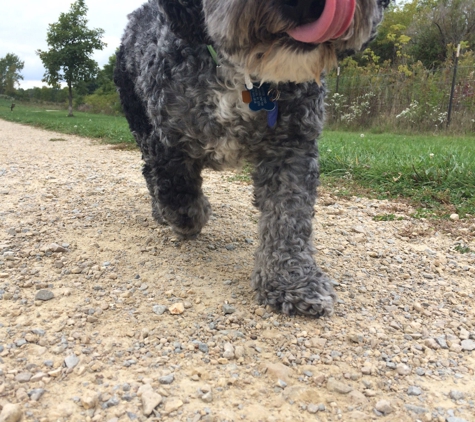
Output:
246 83 276 112
242 83 279 128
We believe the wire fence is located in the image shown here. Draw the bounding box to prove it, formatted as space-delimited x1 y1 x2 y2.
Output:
325 65 475 132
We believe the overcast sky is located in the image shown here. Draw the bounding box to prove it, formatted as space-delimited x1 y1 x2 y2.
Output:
0 0 146 89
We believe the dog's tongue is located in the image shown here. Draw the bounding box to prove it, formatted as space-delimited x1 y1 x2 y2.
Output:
286 0 356 44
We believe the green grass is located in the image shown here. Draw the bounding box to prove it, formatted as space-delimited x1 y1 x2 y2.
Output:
2 99 474 218
320 131 475 217
0 98 134 144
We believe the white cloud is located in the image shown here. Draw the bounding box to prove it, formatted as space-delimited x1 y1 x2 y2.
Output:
1 0 145 89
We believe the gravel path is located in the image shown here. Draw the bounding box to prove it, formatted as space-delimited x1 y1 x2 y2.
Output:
0 119 474 422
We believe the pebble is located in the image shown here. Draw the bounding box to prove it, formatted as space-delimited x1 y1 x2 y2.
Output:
424 338 441 350
435 336 448 349
449 213 460 221
15 372 32 383
29 389 45 401
201 391 213 403
449 390 464 401
81 392 99 410
139 385 162 416
64 354 79 369
0 403 23 422
396 363 411 375
222 304 236 314
164 398 183 414
159 374 175 385
169 302 184 315
404 404 428 415
222 342 235 359
35 290 54 301
407 386 422 396
326 378 352 394
307 404 320 414
375 400 393 415
461 340 475 351
152 305 167 315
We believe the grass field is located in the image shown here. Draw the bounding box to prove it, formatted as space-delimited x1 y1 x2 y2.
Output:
0 98 133 144
2 98 475 217
319 131 475 218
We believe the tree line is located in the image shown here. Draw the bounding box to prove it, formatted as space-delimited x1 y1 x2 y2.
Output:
1 0 474 122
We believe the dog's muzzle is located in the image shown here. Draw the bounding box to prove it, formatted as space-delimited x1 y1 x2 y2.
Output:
283 0 356 44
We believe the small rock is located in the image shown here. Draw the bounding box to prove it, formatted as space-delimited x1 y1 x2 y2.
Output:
198 343 209 353
449 390 464 401
81 392 99 409
405 404 429 415
141 389 162 416
352 225 366 234
307 404 320 414
375 400 393 415
446 418 468 422
263 362 294 383
64 354 79 369
450 213 460 221
35 290 54 301
361 366 373 375
30 372 47 382
461 339 475 351
159 374 175 385
326 378 352 394
222 342 235 359
407 386 422 396
103 396 119 409
348 333 364 343
201 391 213 403
222 304 236 315
424 338 440 350
168 303 184 315
29 388 45 401
0 403 23 422
15 372 32 383
396 363 411 375
276 379 287 389
152 305 167 315
435 336 448 349
164 398 183 414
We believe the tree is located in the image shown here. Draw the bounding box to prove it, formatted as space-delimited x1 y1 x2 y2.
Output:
408 0 475 68
94 53 117 95
36 0 106 116
0 53 24 96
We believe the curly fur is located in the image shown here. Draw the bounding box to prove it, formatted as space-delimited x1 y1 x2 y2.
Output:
115 0 389 317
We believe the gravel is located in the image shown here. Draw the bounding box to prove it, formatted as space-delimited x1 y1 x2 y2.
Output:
0 120 474 421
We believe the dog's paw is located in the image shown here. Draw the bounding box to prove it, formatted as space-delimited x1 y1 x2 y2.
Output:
256 271 337 317
168 196 212 239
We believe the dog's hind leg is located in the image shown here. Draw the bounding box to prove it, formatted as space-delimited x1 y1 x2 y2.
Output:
144 144 211 239
251 147 336 317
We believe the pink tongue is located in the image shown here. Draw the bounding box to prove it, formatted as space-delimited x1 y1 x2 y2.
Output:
286 0 356 44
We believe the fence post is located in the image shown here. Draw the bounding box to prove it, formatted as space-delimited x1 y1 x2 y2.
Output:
447 43 460 128
335 66 340 94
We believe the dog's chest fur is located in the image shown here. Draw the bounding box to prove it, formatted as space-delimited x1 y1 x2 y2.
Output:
124 3 269 169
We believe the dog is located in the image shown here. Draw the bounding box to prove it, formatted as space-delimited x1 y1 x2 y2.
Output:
114 0 389 317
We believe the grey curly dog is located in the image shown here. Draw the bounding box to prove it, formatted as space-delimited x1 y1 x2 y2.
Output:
114 0 389 317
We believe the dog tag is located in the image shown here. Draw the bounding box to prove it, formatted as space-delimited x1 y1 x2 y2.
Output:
242 83 276 112
242 83 279 128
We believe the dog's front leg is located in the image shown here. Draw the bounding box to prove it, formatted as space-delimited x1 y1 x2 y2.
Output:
251 146 336 317
143 144 211 239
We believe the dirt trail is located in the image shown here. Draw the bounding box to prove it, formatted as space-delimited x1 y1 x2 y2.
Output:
0 120 474 422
